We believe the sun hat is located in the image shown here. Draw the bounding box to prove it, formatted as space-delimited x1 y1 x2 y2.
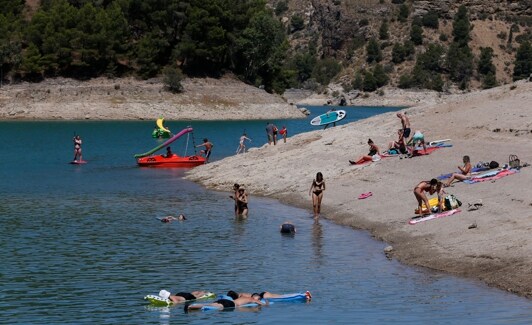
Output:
159 289 171 300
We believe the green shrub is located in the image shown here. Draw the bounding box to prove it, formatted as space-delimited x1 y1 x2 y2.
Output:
373 64 389 87
311 58 341 85
163 66 184 93
439 33 448 42
398 4 409 22
482 72 497 89
351 72 364 90
392 43 405 63
363 71 377 91
359 18 369 27
275 1 289 16
513 41 532 81
291 15 305 32
366 38 382 63
422 11 439 29
410 24 423 45
379 21 389 40
398 73 412 88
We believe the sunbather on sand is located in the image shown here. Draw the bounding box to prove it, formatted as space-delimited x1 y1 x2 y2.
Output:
444 155 472 187
388 129 407 154
350 139 380 164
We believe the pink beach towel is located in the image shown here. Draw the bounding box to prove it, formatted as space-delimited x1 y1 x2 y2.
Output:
412 147 440 156
464 169 517 184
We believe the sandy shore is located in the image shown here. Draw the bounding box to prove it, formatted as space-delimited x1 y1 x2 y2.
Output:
186 81 532 298
0 76 305 120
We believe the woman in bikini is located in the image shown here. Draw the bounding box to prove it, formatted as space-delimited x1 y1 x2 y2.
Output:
73 135 82 162
236 133 252 154
444 155 472 187
350 139 380 164
236 186 249 217
413 178 442 215
309 172 325 217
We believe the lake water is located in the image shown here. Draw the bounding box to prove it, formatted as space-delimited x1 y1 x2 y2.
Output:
1 106 530 324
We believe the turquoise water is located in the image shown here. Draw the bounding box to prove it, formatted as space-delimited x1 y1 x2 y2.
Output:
1 107 531 324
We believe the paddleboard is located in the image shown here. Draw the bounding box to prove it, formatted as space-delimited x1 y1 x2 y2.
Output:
409 209 461 225
70 160 87 164
428 139 451 146
144 292 215 306
310 110 346 126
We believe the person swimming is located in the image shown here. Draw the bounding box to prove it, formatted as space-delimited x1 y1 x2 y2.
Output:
161 214 186 222
280 222 296 234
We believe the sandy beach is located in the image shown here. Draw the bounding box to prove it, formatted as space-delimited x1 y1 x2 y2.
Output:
186 81 532 298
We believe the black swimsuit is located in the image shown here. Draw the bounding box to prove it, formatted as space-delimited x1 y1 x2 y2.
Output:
215 299 236 308
176 292 196 301
313 181 324 196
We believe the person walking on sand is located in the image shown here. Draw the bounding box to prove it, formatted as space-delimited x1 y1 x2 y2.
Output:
413 178 442 215
236 133 252 154
196 138 213 162
279 126 287 143
444 155 472 187
309 172 325 217
73 135 82 162
397 112 411 142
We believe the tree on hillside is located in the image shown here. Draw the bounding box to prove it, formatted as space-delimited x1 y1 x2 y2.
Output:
366 38 382 63
410 24 423 45
398 4 409 23
363 70 377 91
372 64 388 88
478 47 496 75
452 5 471 47
422 11 439 29
513 41 532 81
379 21 389 40
311 58 341 86
392 43 405 64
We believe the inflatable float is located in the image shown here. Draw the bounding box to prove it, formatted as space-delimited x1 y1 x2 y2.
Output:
135 127 205 167
152 118 172 138
144 292 215 307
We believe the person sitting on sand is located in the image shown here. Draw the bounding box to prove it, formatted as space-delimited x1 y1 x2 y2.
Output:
309 172 325 218
161 214 186 223
444 155 472 187
158 290 207 303
186 295 266 311
350 139 381 164
280 222 296 234
413 178 443 215
196 138 213 162
388 129 407 154
236 133 252 154
407 130 427 156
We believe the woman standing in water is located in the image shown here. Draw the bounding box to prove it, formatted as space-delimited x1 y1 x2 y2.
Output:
73 135 82 162
309 172 325 217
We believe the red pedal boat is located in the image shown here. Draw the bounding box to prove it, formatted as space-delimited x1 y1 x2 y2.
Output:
137 154 206 168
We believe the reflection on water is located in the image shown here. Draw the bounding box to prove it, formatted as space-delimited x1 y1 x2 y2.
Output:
312 218 324 265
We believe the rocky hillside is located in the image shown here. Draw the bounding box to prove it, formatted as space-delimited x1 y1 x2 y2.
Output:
271 0 531 89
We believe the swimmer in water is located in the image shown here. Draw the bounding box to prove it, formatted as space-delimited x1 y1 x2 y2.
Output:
161 214 186 223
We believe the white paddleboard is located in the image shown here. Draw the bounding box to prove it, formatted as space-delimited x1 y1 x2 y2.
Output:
310 110 346 126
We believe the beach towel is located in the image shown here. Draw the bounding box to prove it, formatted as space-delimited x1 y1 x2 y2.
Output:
463 169 518 184
437 167 491 180
412 147 440 156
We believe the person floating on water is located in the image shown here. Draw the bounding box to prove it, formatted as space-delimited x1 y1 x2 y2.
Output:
227 290 311 301
236 133 252 154
196 138 213 162
158 290 207 303
309 172 325 218
185 295 266 312
73 135 82 162
161 214 186 223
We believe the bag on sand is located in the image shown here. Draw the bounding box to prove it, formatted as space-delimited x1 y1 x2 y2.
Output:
489 161 499 169
509 155 520 169
444 194 462 210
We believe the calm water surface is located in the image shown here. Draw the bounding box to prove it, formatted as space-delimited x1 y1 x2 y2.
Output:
1 107 530 324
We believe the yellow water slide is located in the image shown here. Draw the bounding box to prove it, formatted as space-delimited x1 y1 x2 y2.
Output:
156 118 171 133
